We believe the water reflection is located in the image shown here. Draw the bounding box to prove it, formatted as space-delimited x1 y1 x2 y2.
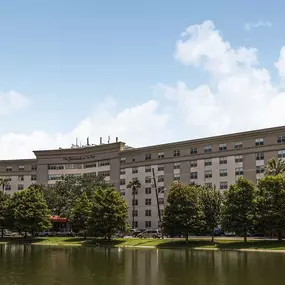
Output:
0 245 284 284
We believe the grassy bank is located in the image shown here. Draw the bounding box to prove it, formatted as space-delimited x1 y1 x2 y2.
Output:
1 237 285 251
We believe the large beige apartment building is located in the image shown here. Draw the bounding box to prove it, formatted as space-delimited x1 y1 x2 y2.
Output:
1 125 285 229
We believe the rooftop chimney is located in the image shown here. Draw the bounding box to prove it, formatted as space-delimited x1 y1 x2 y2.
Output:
100 137 102 144
116 137 118 143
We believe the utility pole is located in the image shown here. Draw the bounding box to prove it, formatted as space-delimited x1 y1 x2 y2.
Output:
152 168 162 235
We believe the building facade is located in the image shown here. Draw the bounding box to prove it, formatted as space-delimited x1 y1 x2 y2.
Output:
1 126 285 229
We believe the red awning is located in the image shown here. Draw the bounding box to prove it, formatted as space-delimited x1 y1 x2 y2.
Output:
50 215 68 223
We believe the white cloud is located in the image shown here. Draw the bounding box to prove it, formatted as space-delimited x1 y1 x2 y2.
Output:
0 91 29 115
244 20 272 31
1 20 285 159
275 47 285 79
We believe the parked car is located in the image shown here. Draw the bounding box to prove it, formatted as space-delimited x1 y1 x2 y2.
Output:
137 229 161 239
132 228 145 237
4 230 17 237
34 231 55 237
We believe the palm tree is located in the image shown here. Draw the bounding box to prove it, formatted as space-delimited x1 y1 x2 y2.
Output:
0 178 10 192
127 179 141 229
265 157 285 176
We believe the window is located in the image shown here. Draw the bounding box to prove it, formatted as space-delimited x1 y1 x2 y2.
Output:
190 148 198 155
204 159 212 166
48 174 62 181
235 168 243 176
31 165 37 171
277 136 285 144
98 160 110 166
234 142 243 149
205 182 212 188
132 167 138 174
145 221 152 228
205 170 212 179
145 165 151 172
145 210 151 217
235 155 243 163
158 198 164 205
132 158 136 162
220 181 228 190
190 172 198 179
190 160 197 167
173 162 180 169
5 185 11 191
158 152 164 159
120 191 125 196
145 187 152 194
255 138 264 146
120 157 126 164
65 164 82 170
173 174 180 181
204 145 212 153
219 157 227 165
219 143 227 151
31 175 37 181
48 165 64 170
132 210 138 217
220 169 228 177
158 186 164 193
132 199 138 206
278 150 285 158
18 184 24 190
256 152 264 160
133 221 138 228
174 150 180 157
145 153 151 160
120 169 126 175
120 179 126 185
158 164 164 171
5 177 11 182
6 166 12 172
145 176 152 183
18 175 24 181
18 166 25 171
145 198 151 205
84 163 97 169
98 171 110 177
158 175 164 182
256 165 264 174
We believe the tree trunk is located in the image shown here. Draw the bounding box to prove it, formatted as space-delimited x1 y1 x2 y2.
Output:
84 231 87 240
278 230 282 241
211 229 215 243
243 230 247 243
185 233 189 243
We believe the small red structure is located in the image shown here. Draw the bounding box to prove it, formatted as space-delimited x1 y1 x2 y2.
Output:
50 215 70 232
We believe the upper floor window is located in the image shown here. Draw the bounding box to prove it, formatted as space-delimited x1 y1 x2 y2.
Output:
158 198 164 205
173 150 180 157
6 166 12 172
255 138 264 146
145 165 151 173
235 155 243 163
219 157 227 165
158 175 164 182
173 162 180 169
204 159 212 166
120 169 126 175
48 164 64 170
145 176 152 184
158 152 164 159
205 170 212 179
220 169 228 177
120 179 126 185
277 136 285 144
132 167 138 174
84 163 96 169
220 181 228 190
145 210 152 217
31 175 37 181
173 173 180 181
145 153 151 161
18 166 25 171
145 187 152 195
18 184 24 190
31 165 37 171
219 143 227 151
278 150 285 158
256 165 265 174
98 171 110 178
98 160 110 167
145 198 152 206
120 157 126 164
158 164 164 171
18 175 24 181
235 167 243 176
190 160 197 168
190 172 198 179
204 145 212 153
190 148 198 155
256 152 264 160
234 142 243 149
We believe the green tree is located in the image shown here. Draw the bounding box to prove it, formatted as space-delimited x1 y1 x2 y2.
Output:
8 186 51 236
200 186 223 242
71 192 92 239
222 178 256 242
88 186 128 240
0 178 10 192
256 175 285 240
265 157 285 176
163 182 203 242
0 191 10 238
127 178 141 228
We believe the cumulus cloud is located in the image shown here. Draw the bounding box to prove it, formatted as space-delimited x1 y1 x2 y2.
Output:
244 20 272 31
0 91 29 115
1 20 285 159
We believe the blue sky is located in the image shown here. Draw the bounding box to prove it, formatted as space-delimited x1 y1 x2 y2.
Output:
1 0 285 158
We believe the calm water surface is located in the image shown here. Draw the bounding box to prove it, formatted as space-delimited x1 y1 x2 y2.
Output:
0 245 284 285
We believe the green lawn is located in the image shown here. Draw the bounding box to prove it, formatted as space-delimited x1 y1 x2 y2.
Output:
1 237 285 251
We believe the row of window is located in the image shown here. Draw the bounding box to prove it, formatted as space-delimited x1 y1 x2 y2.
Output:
4 184 25 191
1 175 36 181
48 160 110 171
132 209 153 217
5 165 37 172
132 198 164 206
132 221 153 228
130 186 165 195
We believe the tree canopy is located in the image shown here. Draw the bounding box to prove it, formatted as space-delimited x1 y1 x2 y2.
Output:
265 157 285 176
